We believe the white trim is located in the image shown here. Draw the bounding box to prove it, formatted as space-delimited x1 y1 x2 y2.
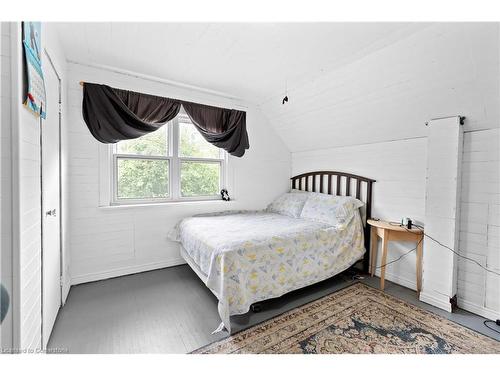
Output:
171 117 180 199
70 258 186 285
10 21 22 351
0 30 2 348
457 298 500 321
419 291 453 312
98 143 112 206
98 199 236 210
102 115 229 206
41 47 64 350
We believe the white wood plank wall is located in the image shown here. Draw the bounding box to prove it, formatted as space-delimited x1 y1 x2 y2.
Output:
290 23 499 318
458 128 500 319
293 137 427 291
4 22 44 352
66 63 291 285
0 23 70 351
293 129 499 319
0 21 13 350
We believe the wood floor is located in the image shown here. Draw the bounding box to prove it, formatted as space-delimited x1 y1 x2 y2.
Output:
47 265 500 353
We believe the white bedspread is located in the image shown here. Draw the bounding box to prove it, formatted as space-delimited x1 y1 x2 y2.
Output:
169 210 365 333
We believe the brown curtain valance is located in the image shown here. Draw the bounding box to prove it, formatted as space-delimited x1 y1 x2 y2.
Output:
82 83 249 157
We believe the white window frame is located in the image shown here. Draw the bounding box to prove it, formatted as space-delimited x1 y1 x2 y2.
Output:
99 112 229 206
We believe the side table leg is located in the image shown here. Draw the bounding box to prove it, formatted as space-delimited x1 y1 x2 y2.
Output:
370 226 378 276
416 235 423 294
380 230 389 290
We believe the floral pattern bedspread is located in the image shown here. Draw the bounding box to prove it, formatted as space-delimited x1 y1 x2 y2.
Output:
169 210 365 333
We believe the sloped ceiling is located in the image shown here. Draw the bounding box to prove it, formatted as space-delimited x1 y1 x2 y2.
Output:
54 23 419 99
262 23 499 152
54 23 498 152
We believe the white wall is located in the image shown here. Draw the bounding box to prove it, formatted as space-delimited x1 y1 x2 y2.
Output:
289 23 499 318
0 21 13 350
9 21 43 352
458 128 500 320
65 62 291 284
2 22 68 351
293 137 427 290
0 21 3 347
263 23 499 151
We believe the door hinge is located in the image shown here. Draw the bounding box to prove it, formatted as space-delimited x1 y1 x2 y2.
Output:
59 277 64 287
58 102 62 115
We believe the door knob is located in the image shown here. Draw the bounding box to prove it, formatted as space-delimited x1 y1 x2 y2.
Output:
46 209 57 217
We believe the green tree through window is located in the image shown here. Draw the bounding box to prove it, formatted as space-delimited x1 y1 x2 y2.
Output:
114 112 224 202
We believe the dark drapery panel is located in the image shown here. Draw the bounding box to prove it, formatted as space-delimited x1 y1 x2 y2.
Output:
82 83 180 143
182 102 249 157
82 83 249 157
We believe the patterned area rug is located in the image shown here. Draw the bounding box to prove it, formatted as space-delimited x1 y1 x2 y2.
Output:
194 283 500 354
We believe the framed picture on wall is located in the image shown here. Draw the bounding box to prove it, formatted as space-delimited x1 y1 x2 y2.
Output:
22 21 46 119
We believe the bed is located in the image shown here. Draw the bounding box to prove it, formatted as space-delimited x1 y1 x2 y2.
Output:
169 171 375 333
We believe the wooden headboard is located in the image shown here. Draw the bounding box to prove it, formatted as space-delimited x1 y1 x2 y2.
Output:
290 171 376 273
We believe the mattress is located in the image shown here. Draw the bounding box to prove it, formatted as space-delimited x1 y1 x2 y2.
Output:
170 210 365 333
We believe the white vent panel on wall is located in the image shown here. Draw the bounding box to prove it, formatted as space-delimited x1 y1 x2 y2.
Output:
420 116 463 312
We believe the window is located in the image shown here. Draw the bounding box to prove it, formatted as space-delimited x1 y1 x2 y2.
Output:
111 110 226 204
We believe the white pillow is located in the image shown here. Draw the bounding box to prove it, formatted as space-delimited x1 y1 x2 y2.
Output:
266 192 309 218
300 192 364 228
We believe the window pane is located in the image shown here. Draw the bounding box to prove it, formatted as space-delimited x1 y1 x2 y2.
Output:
117 126 168 156
180 161 220 197
117 158 169 199
179 115 221 159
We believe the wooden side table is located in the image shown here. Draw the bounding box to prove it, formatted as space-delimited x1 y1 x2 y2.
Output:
367 219 424 294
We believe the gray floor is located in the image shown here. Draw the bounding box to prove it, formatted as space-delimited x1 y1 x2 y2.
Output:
47 265 500 353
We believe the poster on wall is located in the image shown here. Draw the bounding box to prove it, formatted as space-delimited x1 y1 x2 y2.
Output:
22 21 46 119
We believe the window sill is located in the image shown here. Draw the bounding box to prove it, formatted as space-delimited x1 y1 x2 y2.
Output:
98 199 236 210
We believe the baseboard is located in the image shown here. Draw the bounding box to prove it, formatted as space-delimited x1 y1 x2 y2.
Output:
419 291 453 312
374 270 417 291
62 275 71 304
457 298 500 321
71 258 187 285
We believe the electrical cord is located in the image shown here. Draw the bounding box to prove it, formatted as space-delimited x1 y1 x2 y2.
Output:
483 320 500 334
374 221 500 331
384 222 500 277
375 236 423 269
418 226 500 334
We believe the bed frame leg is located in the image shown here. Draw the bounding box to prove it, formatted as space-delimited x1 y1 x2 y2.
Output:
250 303 263 313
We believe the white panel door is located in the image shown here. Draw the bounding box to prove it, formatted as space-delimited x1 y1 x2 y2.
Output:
42 55 61 349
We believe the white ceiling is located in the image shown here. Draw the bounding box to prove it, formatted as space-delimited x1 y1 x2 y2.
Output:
54 23 497 153
54 23 425 104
